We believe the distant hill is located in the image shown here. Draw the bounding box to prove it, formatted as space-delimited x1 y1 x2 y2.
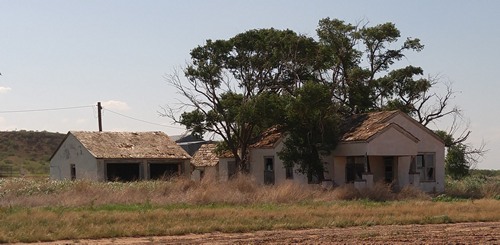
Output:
0 131 65 177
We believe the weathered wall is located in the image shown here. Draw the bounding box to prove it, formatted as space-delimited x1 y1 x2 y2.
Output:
50 134 100 180
389 114 445 192
249 142 307 185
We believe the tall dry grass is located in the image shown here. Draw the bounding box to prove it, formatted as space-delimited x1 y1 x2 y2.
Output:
0 176 431 208
1 177 499 243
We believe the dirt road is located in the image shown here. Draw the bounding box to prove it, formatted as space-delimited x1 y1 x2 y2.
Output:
22 222 500 244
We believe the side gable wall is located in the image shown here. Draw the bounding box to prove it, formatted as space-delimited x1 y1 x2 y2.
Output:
50 134 102 181
367 126 418 156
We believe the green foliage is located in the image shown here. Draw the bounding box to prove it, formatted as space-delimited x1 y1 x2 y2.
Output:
445 174 500 199
172 17 465 177
175 28 318 170
316 18 428 115
278 82 340 181
446 144 470 179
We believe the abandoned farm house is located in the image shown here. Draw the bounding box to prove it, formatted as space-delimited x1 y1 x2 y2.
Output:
50 131 191 181
190 143 236 182
244 110 445 192
49 110 445 193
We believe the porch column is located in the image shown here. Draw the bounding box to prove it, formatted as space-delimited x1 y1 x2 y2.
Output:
362 154 373 189
408 155 420 187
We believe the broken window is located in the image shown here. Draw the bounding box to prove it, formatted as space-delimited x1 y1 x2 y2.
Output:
106 163 140 182
346 156 365 182
417 153 435 181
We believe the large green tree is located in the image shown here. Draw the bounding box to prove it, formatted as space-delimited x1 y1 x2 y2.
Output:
315 18 457 126
166 18 483 180
278 82 341 182
163 28 316 171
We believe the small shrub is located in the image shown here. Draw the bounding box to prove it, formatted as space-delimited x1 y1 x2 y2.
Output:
359 182 395 201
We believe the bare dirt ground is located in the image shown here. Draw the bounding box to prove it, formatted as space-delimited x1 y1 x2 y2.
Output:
20 222 500 244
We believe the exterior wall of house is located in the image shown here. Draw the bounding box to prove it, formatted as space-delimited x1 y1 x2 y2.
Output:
388 114 445 192
334 127 417 157
367 127 418 156
50 134 101 181
218 158 234 182
203 166 218 181
51 134 191 182
396 156 411 188
249 143 308 185
332 156 346 186
333 142 367 156
192 165 218 181
369 156 385 183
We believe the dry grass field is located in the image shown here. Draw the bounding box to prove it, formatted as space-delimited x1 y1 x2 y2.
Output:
0 175 499 243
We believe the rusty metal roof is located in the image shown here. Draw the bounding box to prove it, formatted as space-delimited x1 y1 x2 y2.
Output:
191 143 234 167
70 131 191 159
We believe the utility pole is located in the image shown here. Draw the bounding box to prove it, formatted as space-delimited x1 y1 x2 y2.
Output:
97 102 103 132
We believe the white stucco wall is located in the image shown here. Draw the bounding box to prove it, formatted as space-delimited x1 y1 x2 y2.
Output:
367 127 418 156
332 156 346 186
249 142 308 185
50 134 101 181
388 114 445 192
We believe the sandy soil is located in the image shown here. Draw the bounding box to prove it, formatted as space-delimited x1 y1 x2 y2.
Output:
19 222 500 244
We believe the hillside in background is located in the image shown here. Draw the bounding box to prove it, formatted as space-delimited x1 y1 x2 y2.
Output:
0 131 65 177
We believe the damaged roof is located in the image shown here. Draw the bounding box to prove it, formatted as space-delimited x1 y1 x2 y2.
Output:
250 111 420 148
249 126 284 149
69 131 191 159
191 143 234 167
340 110 402 142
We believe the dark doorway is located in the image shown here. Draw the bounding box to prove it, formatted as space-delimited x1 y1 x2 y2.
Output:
264 157 275 185
384 157 394 183
107 163 140 182
346 156 364 183
149 163 179 180
227 161 237 179
70 164 76 180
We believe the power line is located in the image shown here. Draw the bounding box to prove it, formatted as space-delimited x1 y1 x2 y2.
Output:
103 108 185 130
0 105 94 114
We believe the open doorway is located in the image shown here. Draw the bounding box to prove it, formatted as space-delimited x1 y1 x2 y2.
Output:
149 163 180 180
384 157 394 183
106 163 140 181
264 157 275 185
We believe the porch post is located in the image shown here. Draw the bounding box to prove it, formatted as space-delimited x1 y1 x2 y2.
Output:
362 153 374 189
408 156 420 187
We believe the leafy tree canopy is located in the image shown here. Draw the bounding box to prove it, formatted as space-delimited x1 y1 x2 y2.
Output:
165 17 481 180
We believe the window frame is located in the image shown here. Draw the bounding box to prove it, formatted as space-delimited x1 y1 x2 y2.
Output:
416 152 436 182
346 156 365 183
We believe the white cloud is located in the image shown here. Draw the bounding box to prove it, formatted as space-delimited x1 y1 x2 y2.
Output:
0 86 12 94
102 100 130 111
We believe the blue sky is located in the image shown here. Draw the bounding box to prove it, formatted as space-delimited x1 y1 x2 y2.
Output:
0 1 499 169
